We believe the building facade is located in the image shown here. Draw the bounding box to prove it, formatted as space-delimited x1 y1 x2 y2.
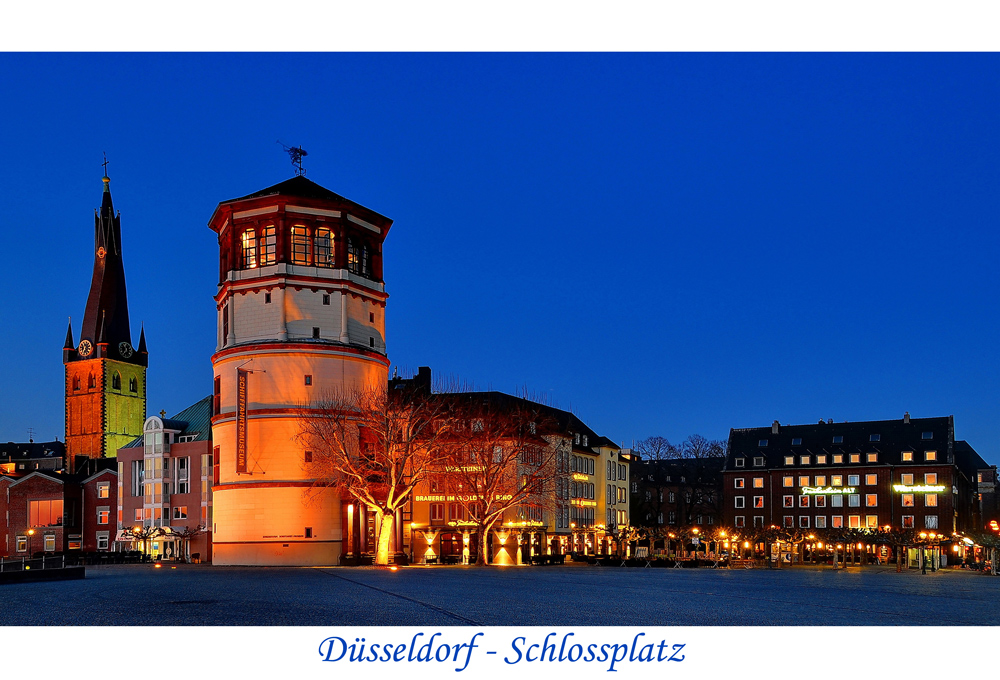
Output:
63 174 147 473
208 176 392 565
116 397 214 561
722 415 988 538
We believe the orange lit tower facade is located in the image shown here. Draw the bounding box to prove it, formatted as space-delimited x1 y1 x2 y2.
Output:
63 174 147 473
208 176 392 565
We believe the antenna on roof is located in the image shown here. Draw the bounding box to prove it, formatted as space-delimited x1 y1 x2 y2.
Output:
26 428 34 443
277 141 308 176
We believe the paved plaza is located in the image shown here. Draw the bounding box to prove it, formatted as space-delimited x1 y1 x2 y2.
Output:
1 564 998 626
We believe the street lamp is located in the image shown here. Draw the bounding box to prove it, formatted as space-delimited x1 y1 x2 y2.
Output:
27 529 35 557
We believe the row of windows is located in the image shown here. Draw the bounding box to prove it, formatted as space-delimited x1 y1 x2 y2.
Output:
72 373 138 393
735 472 941 489
733 514 938 529
606 484 627 505
606 460 627 481
572 455 594 475
736 493 940 509
653 512 715 526
736 450 937 467
758 432 933 448
239 225 374 277
573 482 595 500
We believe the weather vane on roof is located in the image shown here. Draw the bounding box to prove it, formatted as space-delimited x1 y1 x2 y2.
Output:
277 141 308 176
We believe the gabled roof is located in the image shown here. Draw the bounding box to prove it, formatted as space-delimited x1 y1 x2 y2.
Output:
0 441 65 461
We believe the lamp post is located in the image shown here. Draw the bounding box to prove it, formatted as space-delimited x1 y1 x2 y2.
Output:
27 529 35 558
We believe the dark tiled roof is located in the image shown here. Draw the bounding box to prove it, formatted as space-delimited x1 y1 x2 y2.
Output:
955 440 991 479
727 416 954 469
122 396 213 448
593 435 619 450
221 176 389 223
0 441 65 461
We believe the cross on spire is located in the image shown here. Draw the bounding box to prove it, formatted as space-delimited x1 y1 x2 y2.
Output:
102 152 109 177
159 409 166 418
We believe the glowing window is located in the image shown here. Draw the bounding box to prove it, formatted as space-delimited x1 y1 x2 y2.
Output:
925 451 937 462
925 473 937 484
865 494 877 507
799 496 809 508
754 496 764 508
29 500 63 527
902 494 914 507
831 475 843 487
865 515 878 528
831 515 844 528
815 495 826 508
734 478 745 488
902 515 914 528
260 226 276 265
783 476 794 487
866 453 877 463
98 509 109 524
902 451 913 462
784 456 794 465
901 473 914 485
798 476 809 486
848 515 861 528
850 454 860 464
865 474 877 486
783 496 794 508
925 494 938 507
815 475 827 486
833 454 844 464
291 226 310 264
315 228 334 267
347 237 359 273
800 455 810 465
97 483 110 499
15 536 27 552
816 455 827 464
241 229 257 268
753 477 764 488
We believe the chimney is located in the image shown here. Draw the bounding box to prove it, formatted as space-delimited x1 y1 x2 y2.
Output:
827 418 833 424
903 411 910 424
771 420 779 434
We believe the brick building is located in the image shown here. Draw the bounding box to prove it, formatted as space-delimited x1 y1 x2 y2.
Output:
116 397 214 561
722 414 992 537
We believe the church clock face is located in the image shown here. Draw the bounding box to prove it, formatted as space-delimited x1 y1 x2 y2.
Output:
97 246 106 259
118 341 133 358
78 340 93 357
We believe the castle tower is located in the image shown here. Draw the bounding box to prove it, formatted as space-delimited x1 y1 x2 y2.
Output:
64 174 148 473
208 176 392 565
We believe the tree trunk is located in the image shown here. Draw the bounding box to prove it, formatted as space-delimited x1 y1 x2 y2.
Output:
374 510 394 566
476 525 488 566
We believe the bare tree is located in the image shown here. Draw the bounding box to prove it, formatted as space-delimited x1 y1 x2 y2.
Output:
169 525 207 563
121 525 165 559
437 394 559 565
298 383 454 566
632 434 726 530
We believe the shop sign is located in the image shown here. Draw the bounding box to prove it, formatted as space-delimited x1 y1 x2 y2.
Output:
801 486 856 495
893 484 946 493
236 368 248 474
572 473 589 481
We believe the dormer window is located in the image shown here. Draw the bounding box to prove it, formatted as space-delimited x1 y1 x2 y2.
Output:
260 226 276 265
582 435 588 447
758 439 768 447
869 434 880 442
241 229 257 269
291 226 310 264
832 436 843 444
784 456 794 466
735 458 745 468
922 432 933 440
315 228 334 267
791 438 802 446
753 456 765 467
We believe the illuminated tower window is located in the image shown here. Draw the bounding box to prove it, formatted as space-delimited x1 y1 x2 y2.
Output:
112 372 122 390
347 237 359 272
315 228 334 267
241 229 257 269
260 226 276 266
291 226 310 264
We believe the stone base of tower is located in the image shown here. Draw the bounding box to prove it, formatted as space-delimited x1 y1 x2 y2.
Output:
211 484 343 566
212 540 341 566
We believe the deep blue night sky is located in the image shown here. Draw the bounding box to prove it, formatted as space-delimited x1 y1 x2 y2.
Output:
1 53 998 461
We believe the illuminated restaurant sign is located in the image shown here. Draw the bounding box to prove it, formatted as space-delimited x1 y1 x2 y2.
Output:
572 473 589 481
893 484 946 493
572 500 597 507
801 486 856 495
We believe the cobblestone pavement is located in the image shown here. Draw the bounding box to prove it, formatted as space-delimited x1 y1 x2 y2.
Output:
2 564 998 626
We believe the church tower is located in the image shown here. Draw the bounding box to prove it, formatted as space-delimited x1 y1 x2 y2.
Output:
63 173 147 473
208 176 392 565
